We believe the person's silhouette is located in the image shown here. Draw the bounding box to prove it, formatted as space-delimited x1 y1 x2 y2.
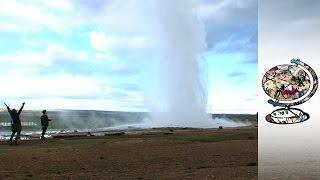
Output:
40 110 51 140
4 102 25 145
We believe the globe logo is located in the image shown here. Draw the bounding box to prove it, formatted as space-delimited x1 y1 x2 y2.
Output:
262 59 318 124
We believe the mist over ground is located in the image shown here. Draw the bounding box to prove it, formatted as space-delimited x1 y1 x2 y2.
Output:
0 110 256 133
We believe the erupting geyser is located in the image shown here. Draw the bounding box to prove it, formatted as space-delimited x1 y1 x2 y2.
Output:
145 0 211 127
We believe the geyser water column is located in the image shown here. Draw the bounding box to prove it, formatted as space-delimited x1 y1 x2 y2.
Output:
145 0 211 127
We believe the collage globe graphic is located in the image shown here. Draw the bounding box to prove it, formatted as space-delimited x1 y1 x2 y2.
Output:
262 64 311 102
262 59 318 124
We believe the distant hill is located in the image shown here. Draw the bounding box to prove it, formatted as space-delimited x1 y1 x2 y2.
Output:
0 110 257 131
212 113 257 122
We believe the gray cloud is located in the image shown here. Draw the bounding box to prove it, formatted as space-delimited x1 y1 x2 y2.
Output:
199 0 257 52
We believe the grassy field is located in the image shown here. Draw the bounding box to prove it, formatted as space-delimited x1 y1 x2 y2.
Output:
0 127 257 179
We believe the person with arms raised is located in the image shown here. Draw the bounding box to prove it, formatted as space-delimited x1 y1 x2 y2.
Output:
4 102 25 145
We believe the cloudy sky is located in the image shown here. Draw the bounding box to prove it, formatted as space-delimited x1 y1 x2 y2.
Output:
0 0 257 113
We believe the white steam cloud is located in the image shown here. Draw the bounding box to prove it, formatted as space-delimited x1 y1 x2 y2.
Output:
141 0 212 128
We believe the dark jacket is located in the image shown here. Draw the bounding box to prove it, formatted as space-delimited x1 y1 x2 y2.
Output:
41 115 51 127
6 104 24 125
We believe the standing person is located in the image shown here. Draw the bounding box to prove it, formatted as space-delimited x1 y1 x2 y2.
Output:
4 102 25 145
40 110 51 140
